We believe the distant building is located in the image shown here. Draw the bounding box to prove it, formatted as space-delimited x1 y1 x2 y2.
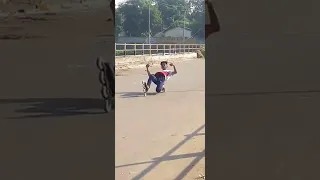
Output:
116 27 197 44
154 27 192 38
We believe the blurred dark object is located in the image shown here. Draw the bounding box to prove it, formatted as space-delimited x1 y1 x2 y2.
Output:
205 0 220 39
110 0 115 25
17 9 25 13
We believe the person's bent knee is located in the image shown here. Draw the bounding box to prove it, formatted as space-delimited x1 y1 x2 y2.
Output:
156 88 162 93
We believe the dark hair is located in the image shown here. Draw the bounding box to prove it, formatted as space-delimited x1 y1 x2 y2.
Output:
160 61 168 65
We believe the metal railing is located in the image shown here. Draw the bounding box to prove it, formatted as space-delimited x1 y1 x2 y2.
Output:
115 43 204 56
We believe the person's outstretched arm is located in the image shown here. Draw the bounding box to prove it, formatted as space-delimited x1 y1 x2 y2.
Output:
170 63 177 75
146 64 151 76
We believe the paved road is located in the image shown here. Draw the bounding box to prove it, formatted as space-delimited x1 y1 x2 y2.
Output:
115 59 205 180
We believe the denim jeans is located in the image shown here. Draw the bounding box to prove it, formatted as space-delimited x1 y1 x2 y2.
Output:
147 75 165 93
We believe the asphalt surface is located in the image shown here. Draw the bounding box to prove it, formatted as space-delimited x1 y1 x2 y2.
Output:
115 60 205 180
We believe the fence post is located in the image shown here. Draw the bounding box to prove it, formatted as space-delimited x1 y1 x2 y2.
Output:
142 44 144 55
114 43 203 57
175 44 177 54
183 43 185 54
156 44 159 55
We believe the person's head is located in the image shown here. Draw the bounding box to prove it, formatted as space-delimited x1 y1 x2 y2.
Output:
160 61 168 70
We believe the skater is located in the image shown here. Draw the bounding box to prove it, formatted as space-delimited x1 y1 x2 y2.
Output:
143 61 177 93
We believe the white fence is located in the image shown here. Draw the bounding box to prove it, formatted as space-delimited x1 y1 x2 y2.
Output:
115 43 204 56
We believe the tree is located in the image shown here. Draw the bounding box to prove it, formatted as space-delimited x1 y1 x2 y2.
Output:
115 9 124 38
187 0 205 38
117 0 162 37
115 0 204 39
155 0 188 28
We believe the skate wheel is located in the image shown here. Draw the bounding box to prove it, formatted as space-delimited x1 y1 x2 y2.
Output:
142 81 147 96
96 57 104 71
101 85 110 100
99 71 106 85
104 98 113 113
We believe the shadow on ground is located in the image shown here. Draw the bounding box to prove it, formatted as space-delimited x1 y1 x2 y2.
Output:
116 125 205 180
117 90 204 98
0 98 105 119
117 92 158 98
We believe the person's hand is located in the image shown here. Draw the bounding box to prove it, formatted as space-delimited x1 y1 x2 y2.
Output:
169 63 174 66
146 64 150 68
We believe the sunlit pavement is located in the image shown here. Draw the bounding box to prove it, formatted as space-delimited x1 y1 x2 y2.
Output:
115 59 205 180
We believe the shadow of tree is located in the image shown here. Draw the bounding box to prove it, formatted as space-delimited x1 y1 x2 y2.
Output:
0 98 105 119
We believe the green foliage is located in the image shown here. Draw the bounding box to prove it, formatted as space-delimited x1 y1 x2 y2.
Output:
116 0 204 39
115 9 124 38
117 0 163 37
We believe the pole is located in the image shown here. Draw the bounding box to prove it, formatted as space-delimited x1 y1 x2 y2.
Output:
183 8 185 53
148 4 151 44
183 10 185 44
